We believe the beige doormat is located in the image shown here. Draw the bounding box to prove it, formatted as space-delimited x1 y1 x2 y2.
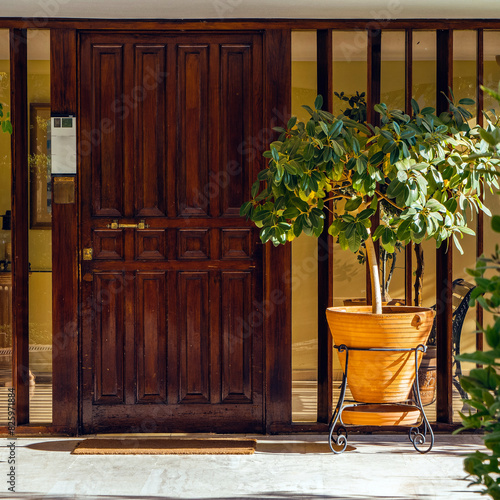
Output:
72 438 257 455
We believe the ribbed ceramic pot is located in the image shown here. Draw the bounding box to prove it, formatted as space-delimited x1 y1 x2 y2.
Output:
326 306 435 404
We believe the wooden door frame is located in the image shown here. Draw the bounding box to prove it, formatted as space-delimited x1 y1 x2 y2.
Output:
47 27 292 435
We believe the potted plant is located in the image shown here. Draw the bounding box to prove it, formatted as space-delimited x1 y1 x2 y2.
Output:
241 94 499 408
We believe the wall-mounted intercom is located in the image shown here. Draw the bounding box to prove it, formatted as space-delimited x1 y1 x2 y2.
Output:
51 114 76 175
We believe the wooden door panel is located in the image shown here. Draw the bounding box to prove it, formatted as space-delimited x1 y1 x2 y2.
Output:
92 229 124 260
177 228 210 260
134 45 167 217
136 272 167 403
220 44 252 216
94 272 125 404
176 45 210 217
178 271 210 403
221 271 253 403
221 228 253 259
91 45 125 217
135 230 167 260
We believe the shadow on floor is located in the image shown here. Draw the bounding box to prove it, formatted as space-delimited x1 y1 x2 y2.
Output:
256 442 356 453
22 440 358 455
6 493 432 500
23 440 82 452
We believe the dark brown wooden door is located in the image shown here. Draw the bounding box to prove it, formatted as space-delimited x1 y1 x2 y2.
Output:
79 32 264 433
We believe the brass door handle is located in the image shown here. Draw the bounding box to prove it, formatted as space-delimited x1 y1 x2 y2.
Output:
106 220 150 230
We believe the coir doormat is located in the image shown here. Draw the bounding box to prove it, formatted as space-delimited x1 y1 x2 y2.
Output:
72 438 257 455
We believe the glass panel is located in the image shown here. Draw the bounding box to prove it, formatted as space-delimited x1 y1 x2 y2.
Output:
413 31 437 110
380 31 406 305
0 29 12 425
484 31 500 114
381 31 406 111
410 31 438 421
332 31 367 118
453 31 477 123
291 31 318 422
27 29 52 424
331 30 367 404
452 31 478 422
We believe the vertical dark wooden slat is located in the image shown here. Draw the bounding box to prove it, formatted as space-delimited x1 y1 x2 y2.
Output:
10 28 29 425
476 29 484 353
366 28 381 305
405 29 414 306
477 30 484 128
50 29 78 432
367 29 382 126
264 29 292 432
435 29 454 424
316 29 333 424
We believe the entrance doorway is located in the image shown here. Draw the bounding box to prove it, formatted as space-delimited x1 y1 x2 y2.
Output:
79 32 264 433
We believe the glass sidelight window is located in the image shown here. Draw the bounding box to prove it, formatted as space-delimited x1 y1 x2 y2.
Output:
291 31 318 422
0 29 52 428
27 29 52 424
0 29 12 424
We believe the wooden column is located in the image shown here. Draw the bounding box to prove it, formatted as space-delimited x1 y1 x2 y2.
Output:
476 29 484 353
366 28 381 305
264 29 292 432
317 29 333 423
10 28 29 426
404 29 414 306
50 29 79 433
435 29 454 423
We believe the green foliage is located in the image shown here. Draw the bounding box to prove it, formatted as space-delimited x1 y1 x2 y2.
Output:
242 94 499 253
0 102 12 134
455 83 500 500
334 91 367 123
456 221 500 499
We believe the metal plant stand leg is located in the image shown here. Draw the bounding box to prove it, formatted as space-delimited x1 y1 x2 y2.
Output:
329 344 434 454
328 345 349 454
408 345 435 453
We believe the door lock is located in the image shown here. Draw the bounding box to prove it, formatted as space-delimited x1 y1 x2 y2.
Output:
106 219 150 230
82 248 93 261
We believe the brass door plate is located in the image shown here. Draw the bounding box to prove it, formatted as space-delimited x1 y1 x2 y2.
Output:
82 248 93 261
53 176 75 204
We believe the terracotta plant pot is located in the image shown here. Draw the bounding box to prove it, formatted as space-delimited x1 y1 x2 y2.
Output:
326 306 435 404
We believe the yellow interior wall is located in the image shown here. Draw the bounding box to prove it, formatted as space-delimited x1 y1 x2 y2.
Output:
291 61 319 376
0 58 51 346
28 59 52 345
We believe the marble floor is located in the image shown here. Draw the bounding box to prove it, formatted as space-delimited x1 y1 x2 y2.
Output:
0 433 486 499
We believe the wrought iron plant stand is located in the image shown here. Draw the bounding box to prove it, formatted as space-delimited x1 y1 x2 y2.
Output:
328 344 434 454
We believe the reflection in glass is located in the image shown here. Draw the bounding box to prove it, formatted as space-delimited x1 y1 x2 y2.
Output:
484 31 500 115
0 29 12 424
453 31 477 123
28 29 52 424
453 30 478 422
331 30 368 407
381 31 405 111
380 31 406 304
332 31 367 119
413 31 436 110
291 31 318 422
